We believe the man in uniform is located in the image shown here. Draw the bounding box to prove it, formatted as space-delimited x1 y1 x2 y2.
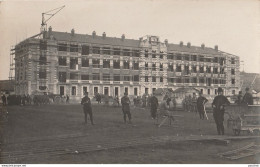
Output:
81 92 94 125
150 94 159 119
242 87 253 105
121 92 131 124
196 92 208 120
212 87 230 135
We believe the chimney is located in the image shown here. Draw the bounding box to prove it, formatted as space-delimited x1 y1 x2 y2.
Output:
180 41 183 47
102 32 106 39
71 28 75 36
165 39 168 45
121 34 125 41
92 31 96 38
187 42 191 48
215 45 218 51
201 43 205 49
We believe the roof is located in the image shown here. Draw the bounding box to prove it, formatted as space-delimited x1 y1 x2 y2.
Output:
240 72 260 93
51 31 140 48
168 44 220 55
0 80 15 92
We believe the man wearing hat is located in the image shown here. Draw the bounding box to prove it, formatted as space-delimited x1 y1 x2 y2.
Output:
121 92 131 124
212 87 230 135
81 92 94 125
242 87 253 105
196 91 208 120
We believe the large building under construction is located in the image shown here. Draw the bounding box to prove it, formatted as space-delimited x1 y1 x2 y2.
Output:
13 27 240 100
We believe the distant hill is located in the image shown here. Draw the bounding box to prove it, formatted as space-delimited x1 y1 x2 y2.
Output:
240 72 260 93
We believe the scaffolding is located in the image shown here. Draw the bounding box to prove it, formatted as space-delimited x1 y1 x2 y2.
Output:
9 46 15 81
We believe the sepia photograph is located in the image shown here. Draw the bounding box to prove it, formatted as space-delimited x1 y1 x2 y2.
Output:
0 0 260 165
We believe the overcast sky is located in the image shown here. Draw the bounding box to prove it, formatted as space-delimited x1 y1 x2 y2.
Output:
0 0 259 80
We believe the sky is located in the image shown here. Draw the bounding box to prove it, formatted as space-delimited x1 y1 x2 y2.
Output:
0 0 259 80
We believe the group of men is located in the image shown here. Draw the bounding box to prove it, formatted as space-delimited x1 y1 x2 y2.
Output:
80 87 254 136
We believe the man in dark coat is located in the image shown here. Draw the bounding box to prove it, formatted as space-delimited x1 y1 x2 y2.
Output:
196 92 208 120
242 87 253 105
2 94 6 106
212 87 230 135
150 94 159 119
81 92 94 125
235 91 243 104
121 92 131 124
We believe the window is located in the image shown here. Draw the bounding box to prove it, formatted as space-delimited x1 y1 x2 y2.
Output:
231 69 235 75
113 75 120 81
123 76 130 81
70 58 78 70
145 76 149 82
213 57 218 63
152 76 156 82
176 54 182 60
103 60 110 68
199 78 205 83
199 55 204 62
199 66 204 73
71 86 76 95
83 87 88 94
70 73 78 80
39 86 47 90
176 77 182 83
153 88 156 93
81 75 89 80
206 66 211 73
134 88 138 96
93 47 100 54
201 89 203 94
70 44 78 52
160 77 163 82
39 71 46 79
231 58 235 64
167 53 174 59
152 50 156 58
39 56 47 65
145 88 149 94
123 61 129 69
168 78 175 83
145 63 148 70
232 79 235 84
82 45 89 55
160 52 163 59
145 50 148 57
94 87 98 94
40 40 47 50
133 75 139 82
152 64 156 71
123 49 130 56
133 50 140 57
125 87 128 94
206 58 211 62
58 72 66 82
213 67 218 74
192 66 197 73
58 43 67 51
192 78 197 83
81 58 89 67
103 47 111 55
92 59 100 68
232 90 235 95
59 57 67 66
133 62 139 70
160 64 163 71
103 74 110 81
184 78 189 83
192 55 197 61
220 58 225 65
93 74 100 80
168 64 173 72
184 66 189 75
213 79 219 84
176 65 181 72
220 67 225 74
185 55 189 61
113 61 120 69
215 89 217 95
113 48 120 55
208 89 210 95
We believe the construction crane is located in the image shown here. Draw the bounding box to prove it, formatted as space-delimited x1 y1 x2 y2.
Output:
41 5 65 33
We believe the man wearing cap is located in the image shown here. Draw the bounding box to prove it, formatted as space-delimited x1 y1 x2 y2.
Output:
212 87 230 135
196 92 208 120
242 87 253 105
121 92 132 124
81 92 94 125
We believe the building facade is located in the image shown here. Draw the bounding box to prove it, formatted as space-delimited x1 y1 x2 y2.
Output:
14 27 240 100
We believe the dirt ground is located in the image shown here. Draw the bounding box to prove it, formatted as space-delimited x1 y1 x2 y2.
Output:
0 103 259 164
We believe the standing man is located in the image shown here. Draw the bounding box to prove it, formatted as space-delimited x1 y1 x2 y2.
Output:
150 94 159 119
2 94 6 106
191 93 198 113
81 92 94 125
121 92 131 124
212 87 230 135
242 87 253 105
196 92 208 120
66 95 70 104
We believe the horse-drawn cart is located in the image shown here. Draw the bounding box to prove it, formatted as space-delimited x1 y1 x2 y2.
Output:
226 104 260 136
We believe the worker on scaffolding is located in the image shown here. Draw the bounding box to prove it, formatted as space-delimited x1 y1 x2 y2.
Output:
81 92 94 125
212 87 230 135
242 87 253 105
